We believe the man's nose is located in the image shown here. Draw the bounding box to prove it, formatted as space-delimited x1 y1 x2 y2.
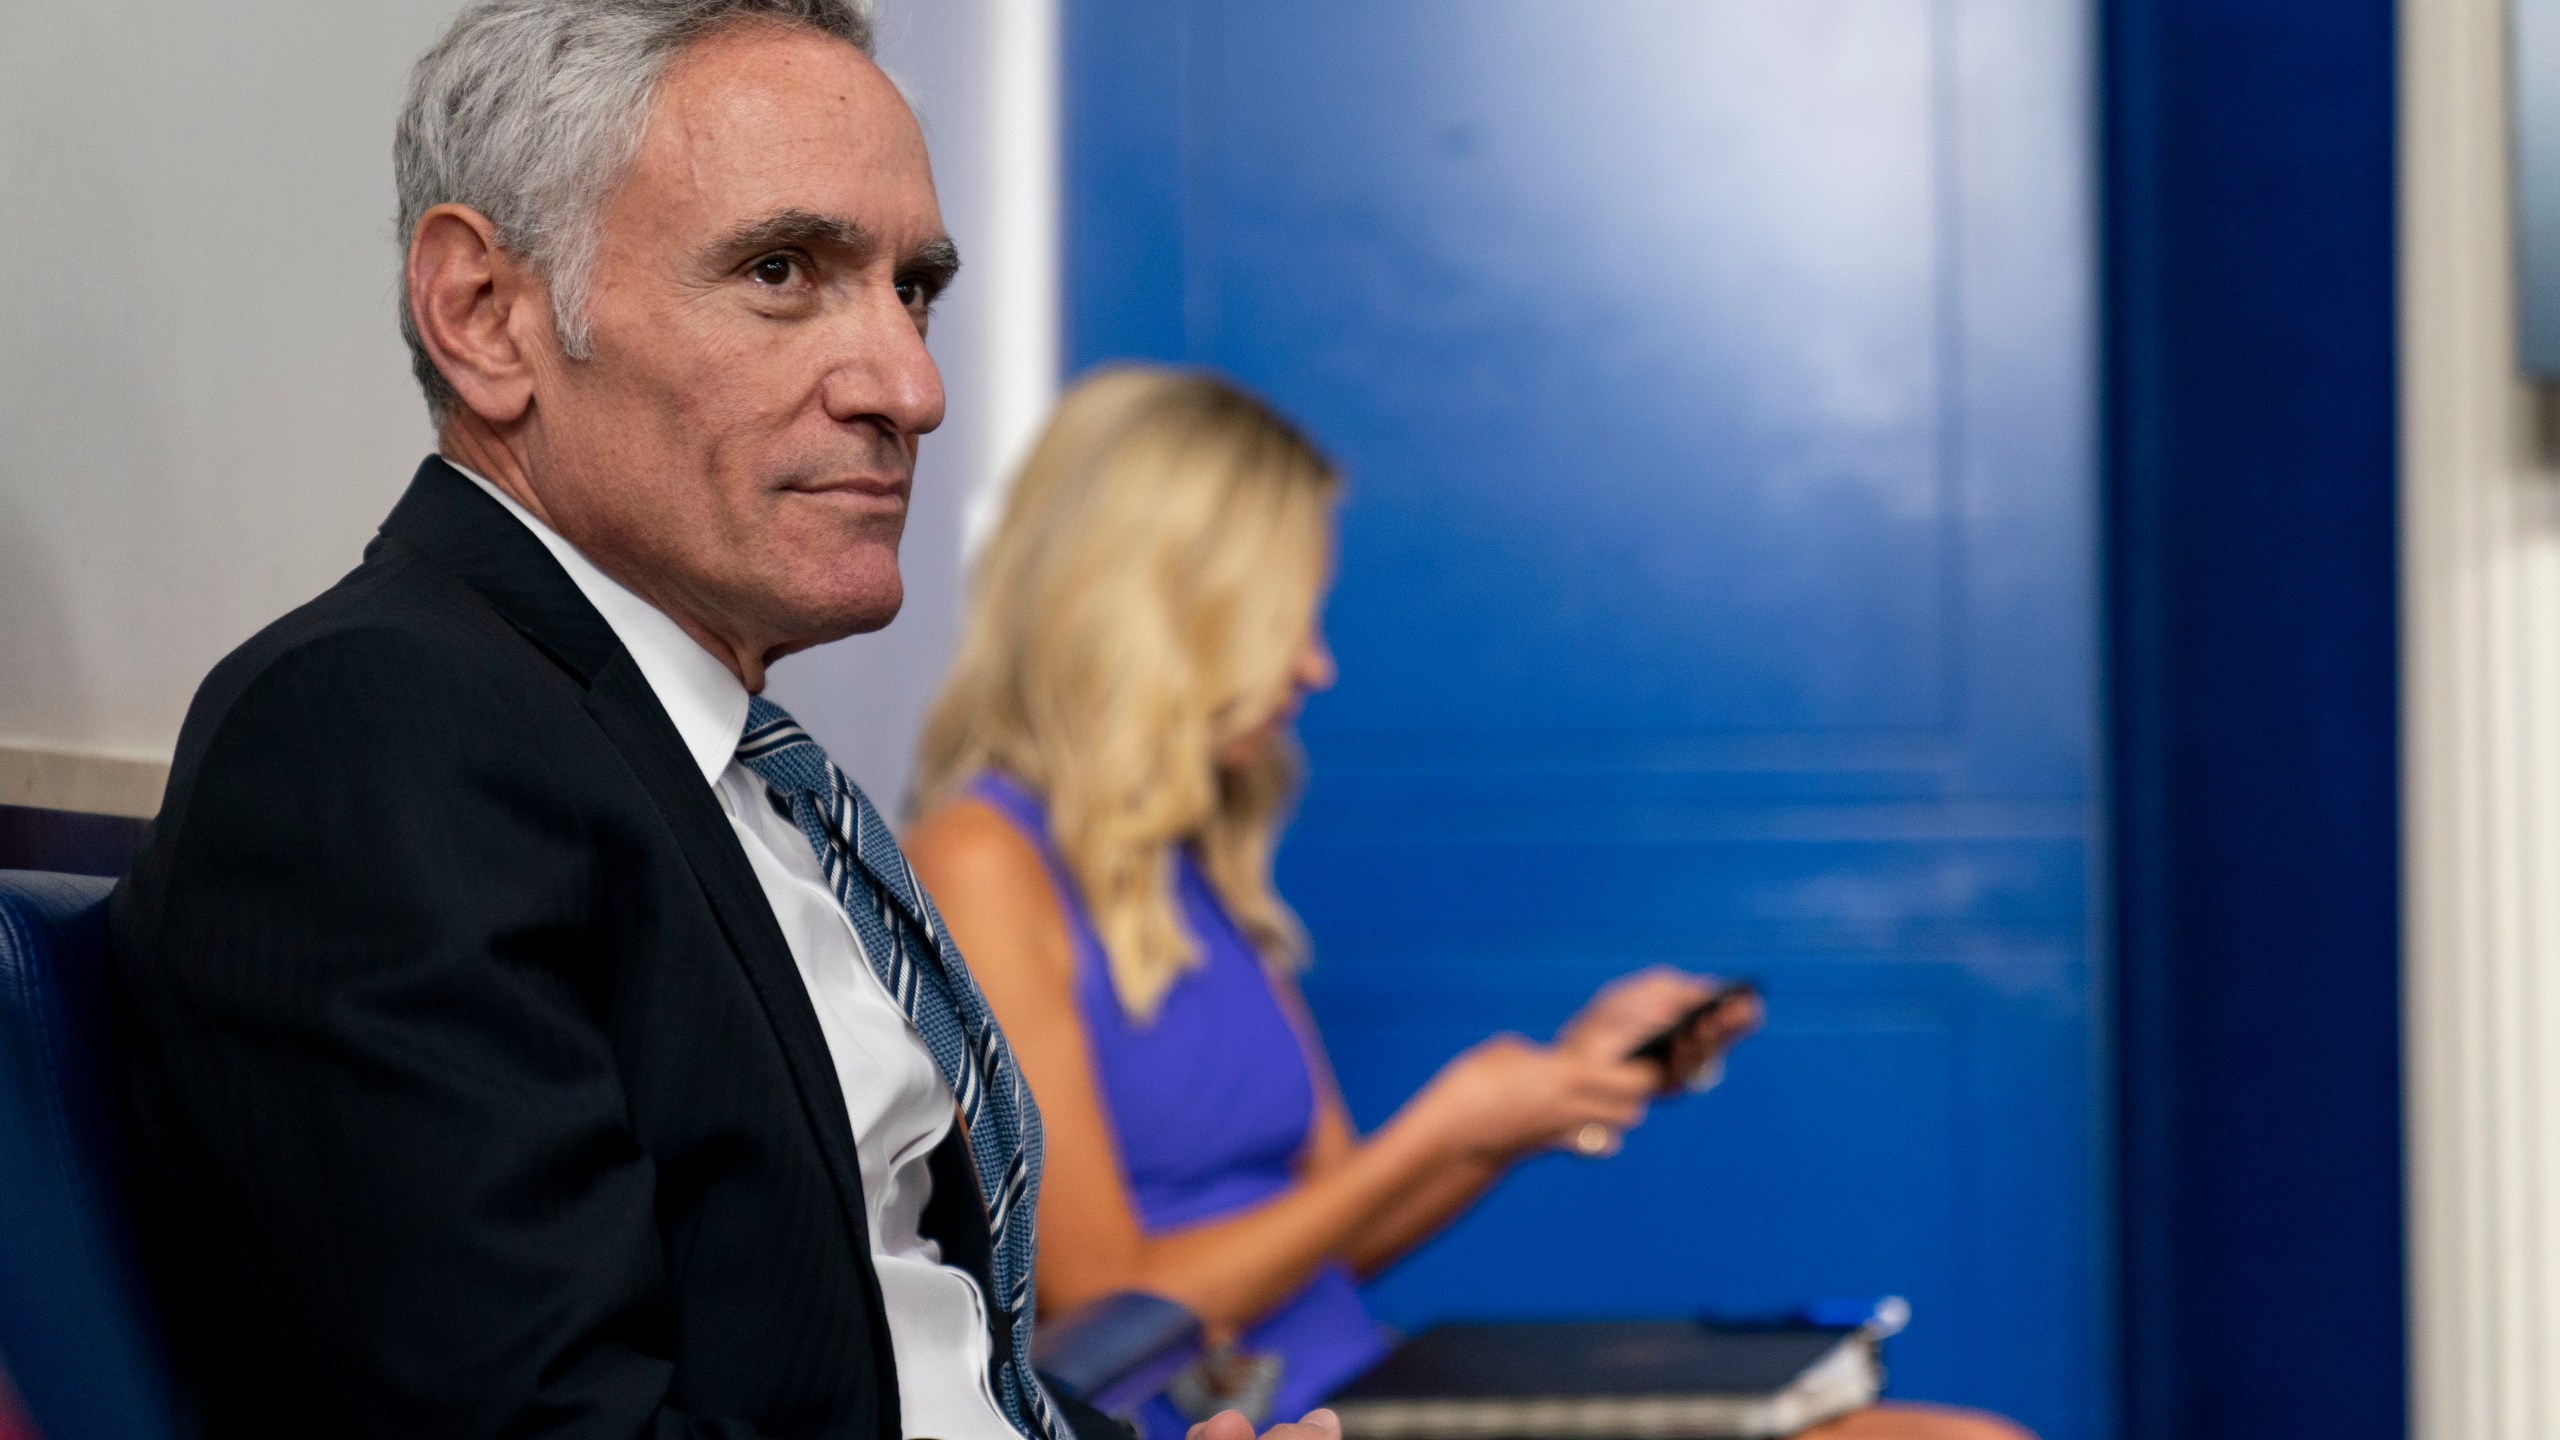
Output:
818 286 946 438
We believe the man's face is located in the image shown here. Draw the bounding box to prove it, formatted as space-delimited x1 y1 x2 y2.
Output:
522 22 952 667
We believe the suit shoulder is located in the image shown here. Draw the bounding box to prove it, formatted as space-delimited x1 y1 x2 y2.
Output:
121 550 598 954
154 546 589 852
186 543 559 743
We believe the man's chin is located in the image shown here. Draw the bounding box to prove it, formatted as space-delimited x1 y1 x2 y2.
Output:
836 592 904 637
767 583 905 660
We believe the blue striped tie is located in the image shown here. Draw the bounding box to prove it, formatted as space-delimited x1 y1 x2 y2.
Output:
736 696 1065 1440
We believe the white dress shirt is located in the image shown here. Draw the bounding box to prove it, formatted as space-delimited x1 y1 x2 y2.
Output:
455 465 1021 1440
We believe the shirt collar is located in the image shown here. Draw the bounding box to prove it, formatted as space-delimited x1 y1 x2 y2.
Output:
448 461 749 786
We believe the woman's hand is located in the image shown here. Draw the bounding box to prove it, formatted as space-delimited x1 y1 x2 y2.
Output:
1557 966 1764 1092
1399 1033 1660 1161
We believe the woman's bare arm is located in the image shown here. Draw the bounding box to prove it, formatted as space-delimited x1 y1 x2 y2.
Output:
1305 1096 1503 1277
1276 982 1506 1278
907 799 1651 1340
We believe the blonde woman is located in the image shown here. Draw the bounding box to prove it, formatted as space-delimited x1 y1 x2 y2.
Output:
906 367 2029 1440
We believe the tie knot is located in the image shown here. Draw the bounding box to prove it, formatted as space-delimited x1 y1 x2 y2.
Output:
736 695 832 800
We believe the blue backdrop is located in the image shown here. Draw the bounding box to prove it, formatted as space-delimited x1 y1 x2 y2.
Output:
1065 3 2106 1435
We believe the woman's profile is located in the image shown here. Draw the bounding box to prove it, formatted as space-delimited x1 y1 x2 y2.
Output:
906 366 2031 1440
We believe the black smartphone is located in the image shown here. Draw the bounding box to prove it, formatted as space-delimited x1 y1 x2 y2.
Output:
1624 979 1760 1070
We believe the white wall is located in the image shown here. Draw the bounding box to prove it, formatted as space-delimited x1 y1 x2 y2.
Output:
2401 0 2560 1433
0 0 1046 816
0 1 448 807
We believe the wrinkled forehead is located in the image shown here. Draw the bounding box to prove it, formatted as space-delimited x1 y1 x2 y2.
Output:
608 22 940 250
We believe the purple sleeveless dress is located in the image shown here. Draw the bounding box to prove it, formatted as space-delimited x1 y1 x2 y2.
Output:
968 773 1391 1438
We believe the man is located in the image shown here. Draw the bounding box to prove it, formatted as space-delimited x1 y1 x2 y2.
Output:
109 3 1336 1437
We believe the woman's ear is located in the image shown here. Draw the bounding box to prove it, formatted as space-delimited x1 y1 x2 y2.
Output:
406 203 542 425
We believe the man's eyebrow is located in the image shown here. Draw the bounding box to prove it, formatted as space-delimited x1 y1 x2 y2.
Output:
708 208 878 262
904 236 962 298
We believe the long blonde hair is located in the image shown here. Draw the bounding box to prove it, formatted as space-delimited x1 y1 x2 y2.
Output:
915 366 1340 1024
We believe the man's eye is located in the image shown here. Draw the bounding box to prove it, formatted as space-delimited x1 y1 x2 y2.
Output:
750 255 800 286
896 279 926 308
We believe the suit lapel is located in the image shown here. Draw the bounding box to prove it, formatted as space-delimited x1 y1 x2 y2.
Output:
580 660 885 1260
372 457 621 681
580 663 911 1429
376 457 892 1297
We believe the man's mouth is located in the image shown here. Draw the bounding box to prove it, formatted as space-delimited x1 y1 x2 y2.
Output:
782 473 911 510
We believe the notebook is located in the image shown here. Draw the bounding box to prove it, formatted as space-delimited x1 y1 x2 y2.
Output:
1326 1309 1900 1440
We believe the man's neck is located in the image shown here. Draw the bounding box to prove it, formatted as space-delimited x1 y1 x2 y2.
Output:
435 421 773 690
437 421 556 529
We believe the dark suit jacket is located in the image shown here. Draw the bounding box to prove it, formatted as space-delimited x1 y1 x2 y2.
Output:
111 457 1117 1440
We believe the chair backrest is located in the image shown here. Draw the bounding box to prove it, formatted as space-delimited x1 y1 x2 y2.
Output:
0 871 175 1440
1033 1290 1203 1423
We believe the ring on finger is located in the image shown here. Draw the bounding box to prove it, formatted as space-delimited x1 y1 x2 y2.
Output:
1573 1122 1616 1158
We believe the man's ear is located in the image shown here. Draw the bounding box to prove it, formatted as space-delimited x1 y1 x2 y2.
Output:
407 203 544 425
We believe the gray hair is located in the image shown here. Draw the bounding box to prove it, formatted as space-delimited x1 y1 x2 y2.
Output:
395 0 878 420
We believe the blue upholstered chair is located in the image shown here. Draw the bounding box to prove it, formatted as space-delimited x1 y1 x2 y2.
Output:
1034 1290 1203 1424
0 871 175 1440
0 867 1191 1438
